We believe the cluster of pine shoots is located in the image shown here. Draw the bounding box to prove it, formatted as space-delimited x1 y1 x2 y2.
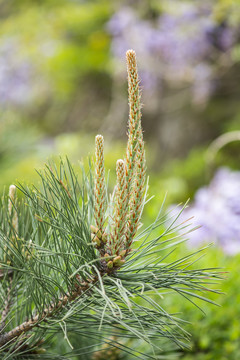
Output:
0 50 220 359
92 50 146 272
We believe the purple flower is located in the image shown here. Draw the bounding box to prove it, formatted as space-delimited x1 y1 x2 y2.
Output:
0 38 35 107
107 3 239 104
205 23 235 51
107 7 136 37
171 168 240 255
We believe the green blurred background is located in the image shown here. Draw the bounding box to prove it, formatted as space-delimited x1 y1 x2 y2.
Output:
1 0 240 358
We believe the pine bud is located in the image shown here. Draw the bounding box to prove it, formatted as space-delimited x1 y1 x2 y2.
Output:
119 249 126 258
36 348 46 354
113 256 125 267
91 234 101 247
107 261 113 269
113 256 121 264
90 225 102 239
119 259 125 267
101 232 108 243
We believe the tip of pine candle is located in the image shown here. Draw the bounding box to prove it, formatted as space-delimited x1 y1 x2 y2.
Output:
116 159 124 166
9 185 16 196
95 134 104 142
126 50 137 67
126 49 136 56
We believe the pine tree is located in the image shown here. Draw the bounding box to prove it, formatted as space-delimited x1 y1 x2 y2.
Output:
0 50 220 359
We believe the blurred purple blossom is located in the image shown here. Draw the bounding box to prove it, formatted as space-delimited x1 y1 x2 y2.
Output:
171 168 240 255
0 38 35 107
205 23 235 52
107 3 238 104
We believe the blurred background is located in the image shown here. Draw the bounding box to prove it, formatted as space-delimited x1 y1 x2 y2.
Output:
1 0 240 358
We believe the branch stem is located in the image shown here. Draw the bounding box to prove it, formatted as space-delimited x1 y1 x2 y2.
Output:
0 273 102 347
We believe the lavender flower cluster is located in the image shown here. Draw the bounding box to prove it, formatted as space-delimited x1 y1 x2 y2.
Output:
107 3 237 104
174 168 240 255
0 38 35 107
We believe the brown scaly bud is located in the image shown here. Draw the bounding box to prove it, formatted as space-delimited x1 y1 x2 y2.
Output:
94 135 107 233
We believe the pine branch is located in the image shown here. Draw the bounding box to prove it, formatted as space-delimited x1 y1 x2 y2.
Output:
0 271 104 346
0 50 221 359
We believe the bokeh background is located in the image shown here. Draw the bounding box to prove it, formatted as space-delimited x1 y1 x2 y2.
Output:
1 0 240 359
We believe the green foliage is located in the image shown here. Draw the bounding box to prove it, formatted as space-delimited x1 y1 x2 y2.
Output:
161 247 240 360
0 119 44 191
145 148 207 223
5 1 110 86
0 0 112 134
214 0 240 25
0 126 127 195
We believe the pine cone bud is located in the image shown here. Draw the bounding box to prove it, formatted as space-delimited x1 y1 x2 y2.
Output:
107 261 113 269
